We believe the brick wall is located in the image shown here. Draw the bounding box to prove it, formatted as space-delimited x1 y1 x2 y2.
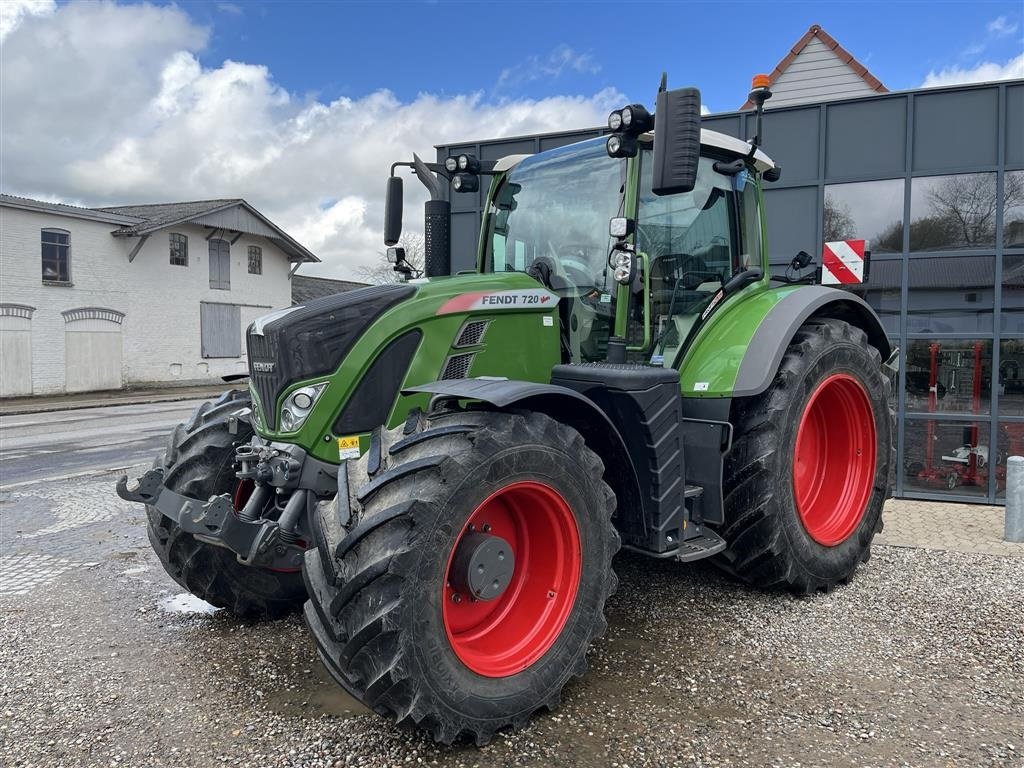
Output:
0 206 294 395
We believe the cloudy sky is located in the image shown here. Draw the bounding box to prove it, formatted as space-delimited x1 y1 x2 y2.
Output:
1 1 1022 279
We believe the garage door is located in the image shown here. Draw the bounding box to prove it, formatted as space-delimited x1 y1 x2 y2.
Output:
0 304 34 397
63 307 125 393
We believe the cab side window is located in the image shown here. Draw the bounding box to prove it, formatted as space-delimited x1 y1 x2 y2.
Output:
636 155 741 364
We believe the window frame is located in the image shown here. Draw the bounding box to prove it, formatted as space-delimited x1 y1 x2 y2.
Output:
247 245 263 275
40 227 72 285
169 232 189 267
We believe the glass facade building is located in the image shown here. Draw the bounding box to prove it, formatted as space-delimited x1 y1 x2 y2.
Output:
438 80 1024 503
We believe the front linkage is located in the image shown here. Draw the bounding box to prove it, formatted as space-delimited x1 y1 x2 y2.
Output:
117 430 337 571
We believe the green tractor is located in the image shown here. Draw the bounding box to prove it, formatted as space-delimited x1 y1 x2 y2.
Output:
118 78 895 744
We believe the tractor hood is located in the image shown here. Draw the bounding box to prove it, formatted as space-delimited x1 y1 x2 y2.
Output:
247 284 415 430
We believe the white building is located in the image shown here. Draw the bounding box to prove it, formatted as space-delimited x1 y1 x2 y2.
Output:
0 195 318 397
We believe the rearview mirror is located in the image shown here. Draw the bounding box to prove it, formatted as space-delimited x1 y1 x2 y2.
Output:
384 176 403 246
651 87 701 197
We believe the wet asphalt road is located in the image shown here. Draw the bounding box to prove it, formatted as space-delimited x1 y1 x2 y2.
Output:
1 401 1023 767
0 399 208 488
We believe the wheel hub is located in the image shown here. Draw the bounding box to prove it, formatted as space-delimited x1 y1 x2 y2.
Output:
449 531 515 601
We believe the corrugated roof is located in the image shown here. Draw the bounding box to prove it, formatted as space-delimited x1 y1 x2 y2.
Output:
740 24 888 110
97 199 242 233
0 193 144 225
291 275 370 305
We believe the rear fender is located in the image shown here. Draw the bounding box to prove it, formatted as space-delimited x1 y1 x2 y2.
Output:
679 284 890 398
734 286 891 398
403 379 644 536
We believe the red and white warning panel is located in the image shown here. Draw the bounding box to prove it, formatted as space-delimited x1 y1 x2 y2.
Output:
821 239 868 285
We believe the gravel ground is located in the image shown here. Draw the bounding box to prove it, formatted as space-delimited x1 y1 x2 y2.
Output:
1 475 1023 767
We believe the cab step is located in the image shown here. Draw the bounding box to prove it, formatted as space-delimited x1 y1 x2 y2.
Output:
675 527 727 562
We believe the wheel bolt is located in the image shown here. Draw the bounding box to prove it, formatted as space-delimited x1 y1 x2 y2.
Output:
481 523 491 533
547 590 556 598
451 593 462 604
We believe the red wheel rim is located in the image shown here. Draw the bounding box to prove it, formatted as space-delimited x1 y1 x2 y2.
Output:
793 373 876 546
442 481 581 678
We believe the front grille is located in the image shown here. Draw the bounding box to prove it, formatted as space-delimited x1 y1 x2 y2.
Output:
246 284 415 430
246 332 282 428
441 352 475 380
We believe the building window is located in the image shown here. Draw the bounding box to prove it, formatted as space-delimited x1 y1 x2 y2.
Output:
822 179 904 253
169 233 188 266
1004 170 1024 249
41 228 70 283
904 339 992 415
909 173 997 251
248 245 262 275
907 256 995 333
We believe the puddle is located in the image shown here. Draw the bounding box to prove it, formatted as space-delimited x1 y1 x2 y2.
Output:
263 663 370 718
157 593 221 615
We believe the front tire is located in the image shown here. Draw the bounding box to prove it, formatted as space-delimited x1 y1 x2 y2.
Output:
302 409 619 745
146 390 307 620
717 318 894 593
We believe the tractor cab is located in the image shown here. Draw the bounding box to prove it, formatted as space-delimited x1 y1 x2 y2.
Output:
481 132 775 367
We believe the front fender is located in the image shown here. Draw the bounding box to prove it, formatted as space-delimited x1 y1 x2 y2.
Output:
403 378 644 535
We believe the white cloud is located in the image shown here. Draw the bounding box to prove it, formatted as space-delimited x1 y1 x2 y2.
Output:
987 16 1018 37
496 45 601 91
217 3 244 16
0 3 622 280
0 0 53 40
921 52 1024 88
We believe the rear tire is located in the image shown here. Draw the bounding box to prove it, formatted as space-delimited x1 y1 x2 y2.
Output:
146 390 307 620
717 318 894 593
302 409 619 745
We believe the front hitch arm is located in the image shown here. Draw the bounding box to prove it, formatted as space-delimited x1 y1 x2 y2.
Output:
115 468 304 570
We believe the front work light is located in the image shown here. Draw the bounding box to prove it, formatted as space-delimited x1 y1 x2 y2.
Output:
606 133 637 158
608 217 635 239
620 104 653 133
607 110 623 131
444 157 459 173
457 154 481 173
452 173 479 193
386 246 405 264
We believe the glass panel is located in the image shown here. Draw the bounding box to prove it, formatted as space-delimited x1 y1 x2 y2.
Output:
1002 253 1024 333
41 230 68 245
1005 170 1024 249
638 157 741 366
909 173 997 251
248 246 262 275
999 340 1024 416
486 138 624 362
904 339 991 415
841 258 901 336
903 417 991 497
823 179 904 253
907 256 994 333
995 422 1024 498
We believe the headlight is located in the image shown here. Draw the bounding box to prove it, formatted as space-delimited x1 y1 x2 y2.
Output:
452 173 479 193
606 133 637 158
613 265 632 284
621 106 633 127
444 157 458 173
611 252 632 269
278 382 327 432
607 110 622 131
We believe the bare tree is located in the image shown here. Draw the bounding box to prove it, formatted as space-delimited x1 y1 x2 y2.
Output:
355 233 425 284
822 193 855 242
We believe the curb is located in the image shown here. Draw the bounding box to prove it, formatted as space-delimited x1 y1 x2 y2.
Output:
0 387 237 417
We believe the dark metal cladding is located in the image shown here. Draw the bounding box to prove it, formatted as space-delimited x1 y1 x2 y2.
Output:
247 284 415 429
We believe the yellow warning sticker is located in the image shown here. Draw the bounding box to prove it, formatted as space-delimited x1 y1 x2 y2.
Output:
337 435 361 461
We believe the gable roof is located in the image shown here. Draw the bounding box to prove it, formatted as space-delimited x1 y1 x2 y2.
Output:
291 275 370 304
98 198 319 263
740 24 887 110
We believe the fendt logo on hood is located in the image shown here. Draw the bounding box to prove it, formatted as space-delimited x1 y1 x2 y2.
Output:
252 361 275 373
436 289 560 315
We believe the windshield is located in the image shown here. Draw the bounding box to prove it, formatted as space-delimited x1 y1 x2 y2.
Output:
486 138 624 292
